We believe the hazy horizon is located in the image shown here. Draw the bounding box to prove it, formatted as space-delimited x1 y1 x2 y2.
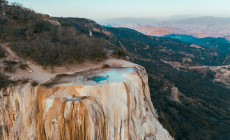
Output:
7 0 230 20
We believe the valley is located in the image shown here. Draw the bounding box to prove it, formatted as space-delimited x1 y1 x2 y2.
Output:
130 26 208 38
106 27 230 139
1 1 230 139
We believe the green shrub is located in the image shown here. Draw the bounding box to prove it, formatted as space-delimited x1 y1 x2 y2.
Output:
0 74 13 89
0 46 6 58
31 81 38 86
3 60 17 65
103 64 110 68
4 66 15 72
19 63 28 70
113 48 126 57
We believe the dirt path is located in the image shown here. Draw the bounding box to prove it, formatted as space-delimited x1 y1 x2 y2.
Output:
0 43 105 83
1 43 133 84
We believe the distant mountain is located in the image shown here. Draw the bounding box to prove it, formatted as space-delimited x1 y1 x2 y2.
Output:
163 34 230 54
161 16 230 37
131 26 208 38
100 16 230 38
98 17 159 27
130 26 186 37
97 15 200 27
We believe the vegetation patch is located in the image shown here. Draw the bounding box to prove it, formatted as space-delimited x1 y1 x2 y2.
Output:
0 74 14 89
0 45 6 58
113 48 126 58
0 1 108 66
103 64 110 68
19 63 28 70
3 60 17 73
3 60 17 65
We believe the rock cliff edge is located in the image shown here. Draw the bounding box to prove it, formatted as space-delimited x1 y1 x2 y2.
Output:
0 60 172 140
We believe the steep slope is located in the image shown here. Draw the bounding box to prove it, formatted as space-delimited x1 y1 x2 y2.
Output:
107 27 230 139
0 62 172 140
163 34 230 54
107 27 227 66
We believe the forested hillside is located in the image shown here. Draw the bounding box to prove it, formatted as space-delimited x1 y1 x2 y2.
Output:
108 27 229 66
164 34 230 54
0 0 109 66
107 27 230 139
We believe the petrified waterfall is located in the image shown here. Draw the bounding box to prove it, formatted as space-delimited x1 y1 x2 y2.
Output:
0 66 172 140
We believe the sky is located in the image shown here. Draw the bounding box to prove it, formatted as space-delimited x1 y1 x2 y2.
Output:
7 0 230 20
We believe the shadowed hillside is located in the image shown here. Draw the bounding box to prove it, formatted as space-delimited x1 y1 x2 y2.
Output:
164 34 230 54
107 27 230 139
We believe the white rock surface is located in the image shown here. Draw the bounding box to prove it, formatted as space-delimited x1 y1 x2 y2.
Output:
0 64 173 140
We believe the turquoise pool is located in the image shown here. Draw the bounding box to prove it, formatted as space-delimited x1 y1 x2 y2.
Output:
90 76 107 83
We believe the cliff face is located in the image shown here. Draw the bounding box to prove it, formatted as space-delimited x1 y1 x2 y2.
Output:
0 66 172 140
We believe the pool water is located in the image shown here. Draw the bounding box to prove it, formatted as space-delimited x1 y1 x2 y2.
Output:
45 67 135 86
90 76 107 83
87 67 135 84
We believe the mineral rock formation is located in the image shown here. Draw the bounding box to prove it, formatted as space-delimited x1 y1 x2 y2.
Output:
0 66 172 140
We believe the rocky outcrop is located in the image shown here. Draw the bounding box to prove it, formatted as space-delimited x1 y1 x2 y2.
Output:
171 87 180 103
45 19 61 26
0 65 172 140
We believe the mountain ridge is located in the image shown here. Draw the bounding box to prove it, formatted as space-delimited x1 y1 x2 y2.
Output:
100 16 230 38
